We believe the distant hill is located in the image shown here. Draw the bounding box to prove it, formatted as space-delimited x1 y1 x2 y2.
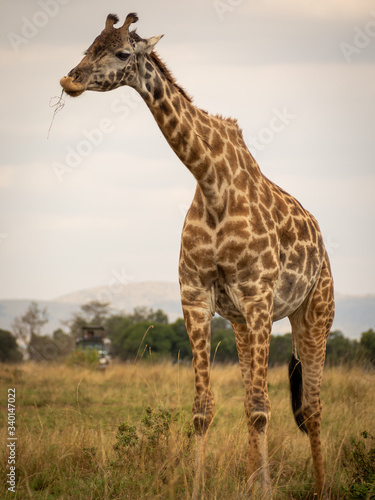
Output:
57 281 182 319
0 282 373 339
0 282 182 336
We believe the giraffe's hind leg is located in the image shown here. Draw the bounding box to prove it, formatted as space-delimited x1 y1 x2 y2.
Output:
289 256 334 499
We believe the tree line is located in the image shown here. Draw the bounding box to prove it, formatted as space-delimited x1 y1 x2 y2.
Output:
0 300 374 368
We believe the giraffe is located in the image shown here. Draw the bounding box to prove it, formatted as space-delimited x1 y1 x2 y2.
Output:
60 13 335 499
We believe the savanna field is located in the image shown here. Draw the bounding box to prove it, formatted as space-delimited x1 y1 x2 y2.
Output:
1 360 374 499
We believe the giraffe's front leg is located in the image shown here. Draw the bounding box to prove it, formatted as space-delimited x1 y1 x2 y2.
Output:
189 315 214 500
231 291 274 499
181 285 215 500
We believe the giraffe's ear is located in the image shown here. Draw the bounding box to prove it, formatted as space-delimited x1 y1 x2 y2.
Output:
135 34 164 54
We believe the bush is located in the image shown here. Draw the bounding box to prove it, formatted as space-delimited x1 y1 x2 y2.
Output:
120 322 175 361
326 330 357 366
67 348 100 368
211 329 237 362
0 329 23 362
342 431 375 499
114 405 180 451
114 423 138 449
359 329 375 365
269 333 292 366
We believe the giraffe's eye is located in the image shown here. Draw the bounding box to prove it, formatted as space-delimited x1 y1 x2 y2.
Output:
116 51 130 61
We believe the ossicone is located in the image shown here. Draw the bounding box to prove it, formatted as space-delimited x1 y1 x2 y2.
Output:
104 12 138 34
120 12 139 34
104 14 120 31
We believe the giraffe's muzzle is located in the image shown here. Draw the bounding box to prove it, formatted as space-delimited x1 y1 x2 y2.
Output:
60 76 86 97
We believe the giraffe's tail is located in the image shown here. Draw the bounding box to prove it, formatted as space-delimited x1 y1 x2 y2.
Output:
288 353 308 434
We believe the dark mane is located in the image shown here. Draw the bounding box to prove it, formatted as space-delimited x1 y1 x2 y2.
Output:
128 30 192 102
150 51 193 103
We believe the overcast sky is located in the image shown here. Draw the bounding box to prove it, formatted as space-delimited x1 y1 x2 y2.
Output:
0 0 374 301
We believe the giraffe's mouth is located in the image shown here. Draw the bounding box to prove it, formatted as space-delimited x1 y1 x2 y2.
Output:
60 76 86 97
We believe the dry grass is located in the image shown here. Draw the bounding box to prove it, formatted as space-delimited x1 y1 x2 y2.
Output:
0 360 374 499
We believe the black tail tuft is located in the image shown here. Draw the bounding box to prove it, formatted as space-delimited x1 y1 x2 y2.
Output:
288 354 308 434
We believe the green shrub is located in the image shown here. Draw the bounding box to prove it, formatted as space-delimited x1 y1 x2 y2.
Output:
67 348 100 368
113 423 139 450
342 431 375 499
114 405 181 453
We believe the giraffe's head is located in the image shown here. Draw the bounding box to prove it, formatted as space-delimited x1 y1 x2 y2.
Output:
60 13 163 97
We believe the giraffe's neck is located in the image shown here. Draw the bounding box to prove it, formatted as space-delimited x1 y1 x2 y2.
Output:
132 53 258 205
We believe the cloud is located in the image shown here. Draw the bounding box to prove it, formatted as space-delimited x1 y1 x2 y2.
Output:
1 0 374 300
